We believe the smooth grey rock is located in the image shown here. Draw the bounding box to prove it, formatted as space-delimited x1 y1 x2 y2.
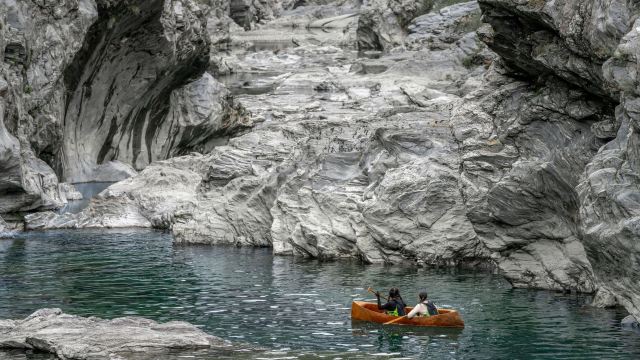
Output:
85 161 138 183
25 2 598 293
477 0 632 97
406 1 481 51
0 0 97 213
0 216 7 233
25 160 203 230
229 0 293 30
0 308 233 360
592 287 618 308
478 0 640 323
157 72 251 158
449 65 607 293
357 0 434 51
621 314 639 328
0 0 249 216
0 110 66 214
61 0 216 182
59 183 83 201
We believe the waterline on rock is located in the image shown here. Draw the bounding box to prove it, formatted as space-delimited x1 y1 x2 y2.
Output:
1 229 638 359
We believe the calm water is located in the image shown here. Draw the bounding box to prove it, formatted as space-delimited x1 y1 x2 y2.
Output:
0 229 638 359
58 182 114 214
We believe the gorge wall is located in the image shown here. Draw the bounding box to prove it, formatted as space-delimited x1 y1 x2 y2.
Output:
477 0 640 325
2 0 640 321
0 0 250 219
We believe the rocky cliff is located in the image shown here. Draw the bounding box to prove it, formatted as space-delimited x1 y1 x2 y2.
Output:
477 0 640 325
3 0 640 322
0 0 249 222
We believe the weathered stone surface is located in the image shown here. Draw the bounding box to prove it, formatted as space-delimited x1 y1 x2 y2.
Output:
477 0 640 322
6 0 640 323
451 66 613 292
0 215 7 233
0 308 232 360
85 161 138 183
592 287 619 308
26 159 202 230
59 183 83 201
622 314 640 329
357 0 434 51
477 0 634 98
0 0 91 214
61 0 217 182
406 1 482 51
157 72 251 158
0 0 250 216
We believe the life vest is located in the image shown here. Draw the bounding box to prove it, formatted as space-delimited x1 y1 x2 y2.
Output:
423 301 438 316
414 301 438 317
385 299 405 316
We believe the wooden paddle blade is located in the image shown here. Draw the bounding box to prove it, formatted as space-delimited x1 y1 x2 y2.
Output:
383 315 407 325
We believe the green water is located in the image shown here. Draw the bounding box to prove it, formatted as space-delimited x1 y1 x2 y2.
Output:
0 229 638 359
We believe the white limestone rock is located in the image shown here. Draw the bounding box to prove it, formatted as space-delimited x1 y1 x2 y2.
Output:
0 308 234 360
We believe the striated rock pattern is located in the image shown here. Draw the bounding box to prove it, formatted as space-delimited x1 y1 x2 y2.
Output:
477 0 640 320
357 0 434 51
0 0 96 214
61 0 224 182
6 0 640 322
0 308 233 359
0 0 250 218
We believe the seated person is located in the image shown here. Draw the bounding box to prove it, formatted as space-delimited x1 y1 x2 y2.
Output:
407 291 438 318
376 287 406 316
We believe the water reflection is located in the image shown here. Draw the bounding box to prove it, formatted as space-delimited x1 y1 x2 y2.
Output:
0 229 638 359
58 182 114 214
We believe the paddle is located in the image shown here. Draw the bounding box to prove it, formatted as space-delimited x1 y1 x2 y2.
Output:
366 287 388 301
383 315 407 325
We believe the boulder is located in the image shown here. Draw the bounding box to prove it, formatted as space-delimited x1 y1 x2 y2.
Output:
0 308 234 360
357 0 434 51
85 161 138 183
58 184 83 202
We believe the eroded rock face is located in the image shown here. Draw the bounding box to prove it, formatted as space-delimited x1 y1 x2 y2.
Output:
477 0 634 98
0 308 232 359
61 0 212 182
0 0 96 214
12 0 640 320
0 0 249 218
453 68 612 292
357 0 434 51
0 215 7 233
478 0 640 320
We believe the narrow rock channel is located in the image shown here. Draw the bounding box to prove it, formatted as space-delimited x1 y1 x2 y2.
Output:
2 0 640 358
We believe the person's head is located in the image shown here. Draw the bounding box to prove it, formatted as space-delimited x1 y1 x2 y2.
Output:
419 291 428 302
389 287 400 298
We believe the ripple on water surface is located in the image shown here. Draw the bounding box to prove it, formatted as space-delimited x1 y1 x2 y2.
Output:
0 229 638 359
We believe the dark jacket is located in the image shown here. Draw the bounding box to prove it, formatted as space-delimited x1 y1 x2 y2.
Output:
377 296 406 316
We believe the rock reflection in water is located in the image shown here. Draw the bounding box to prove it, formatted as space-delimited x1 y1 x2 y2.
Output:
1 230 639 359
58 182 115 214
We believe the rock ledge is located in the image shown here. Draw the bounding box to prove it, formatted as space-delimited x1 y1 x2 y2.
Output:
0 308 233 359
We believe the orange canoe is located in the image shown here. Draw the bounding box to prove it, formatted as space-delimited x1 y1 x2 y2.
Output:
351 301 464 328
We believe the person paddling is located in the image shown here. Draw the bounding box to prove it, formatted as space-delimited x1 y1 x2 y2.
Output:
375 287 407 316
406 291 438 319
